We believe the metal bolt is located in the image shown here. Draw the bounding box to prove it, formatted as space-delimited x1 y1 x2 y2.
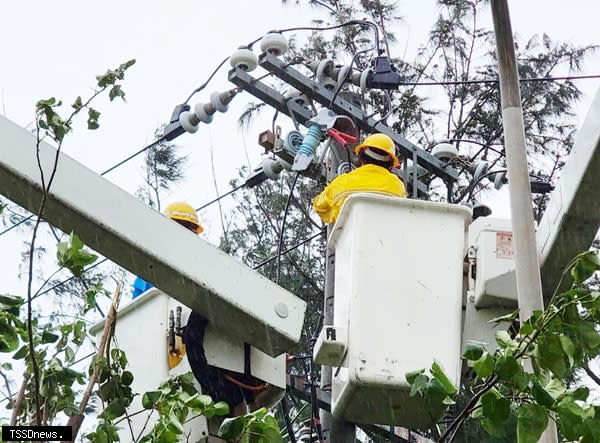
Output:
275 302 289 318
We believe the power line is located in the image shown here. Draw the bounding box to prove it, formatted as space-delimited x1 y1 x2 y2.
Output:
254 229 325 270
183 56 231 105
32 227 324 300
196 184 245 211
0 136 168 239
398 73 600 87
276 172 301 284
26 183 250 300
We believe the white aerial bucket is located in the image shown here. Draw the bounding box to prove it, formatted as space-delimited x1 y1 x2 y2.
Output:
324 194 471 427
90 289 286 442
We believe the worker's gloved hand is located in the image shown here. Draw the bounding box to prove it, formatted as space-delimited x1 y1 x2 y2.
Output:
250 384 285 411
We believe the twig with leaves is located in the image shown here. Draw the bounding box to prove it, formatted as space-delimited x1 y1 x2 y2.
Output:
25 59 135 426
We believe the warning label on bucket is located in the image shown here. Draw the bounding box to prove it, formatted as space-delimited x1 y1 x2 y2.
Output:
496 231 514 259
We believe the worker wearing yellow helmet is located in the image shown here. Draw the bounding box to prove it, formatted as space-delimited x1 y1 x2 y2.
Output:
130 202 277 411
131 202 203 298
313 133 407 224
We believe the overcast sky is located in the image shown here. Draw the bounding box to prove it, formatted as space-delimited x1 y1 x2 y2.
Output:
1 0 599 297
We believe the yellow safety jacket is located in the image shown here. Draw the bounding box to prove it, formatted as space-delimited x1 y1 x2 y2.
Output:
313 164 407 224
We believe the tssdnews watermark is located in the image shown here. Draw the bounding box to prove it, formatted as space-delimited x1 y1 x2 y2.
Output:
2 426 72 441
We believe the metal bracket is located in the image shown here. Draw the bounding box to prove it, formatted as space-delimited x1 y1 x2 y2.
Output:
257 52 459 183
228 67 429 197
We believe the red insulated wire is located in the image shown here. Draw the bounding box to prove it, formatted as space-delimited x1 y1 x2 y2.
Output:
223 374 267 392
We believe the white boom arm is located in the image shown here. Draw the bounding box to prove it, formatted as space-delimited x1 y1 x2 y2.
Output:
0 115 306 357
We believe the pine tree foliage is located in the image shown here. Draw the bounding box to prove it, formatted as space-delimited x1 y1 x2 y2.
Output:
136 126 188 211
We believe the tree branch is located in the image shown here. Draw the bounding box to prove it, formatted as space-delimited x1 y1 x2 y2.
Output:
67 284 122 442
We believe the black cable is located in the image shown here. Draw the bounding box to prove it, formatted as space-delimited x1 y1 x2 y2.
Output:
276 20 380 55
99 135 167 176
29 258 108 303
183 56 231 105
195 184 245 211
398 73 600 87
27 182 249 302
254 229 325 270
276 172 301 285
0 135 169 239
281 396 298 443
186 21 380 106
372 90 393 128
329 46 375 107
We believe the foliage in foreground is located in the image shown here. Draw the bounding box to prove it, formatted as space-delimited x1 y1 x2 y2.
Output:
408 251 600 442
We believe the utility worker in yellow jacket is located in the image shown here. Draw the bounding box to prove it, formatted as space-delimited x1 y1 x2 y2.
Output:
313 133 407 224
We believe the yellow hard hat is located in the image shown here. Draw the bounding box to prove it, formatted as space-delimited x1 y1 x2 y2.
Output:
164 202 203 234
354 133 400 167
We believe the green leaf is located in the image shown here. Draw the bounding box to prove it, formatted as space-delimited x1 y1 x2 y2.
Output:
481 391 511 423
0 294 25 307
13 345 28 359
218 416 247 440
409 374 429 397
490 310 519 324
519 320 535 336
37 97 57 107
559 335 576 368
557 397 590 440
87 108 101 130
1 362 12 370
571 252 600 283
109 85 126 102
405 368 425 384
517 404 548 443
41 329 59 344
142 390 161 409
463 341 486 361
64 346 75 363
72 96 83 110
495 330 514 348
197 394 213 407
531 381 555 408
473 353 494 378
212 401 230 416
101 399 126 420
537 334 569 378
545 378 566 399
494 355 519 381
0 321 19 353
576 321 600 353
121 370 134 386
430 360 457 395
168 412 184 434
120 59 136 70
581 410 600 443
569 387 590 402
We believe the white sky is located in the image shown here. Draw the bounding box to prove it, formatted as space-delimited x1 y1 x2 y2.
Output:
0 0 598 293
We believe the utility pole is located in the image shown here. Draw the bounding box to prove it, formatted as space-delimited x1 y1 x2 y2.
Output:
490 1 558 441
320 141 356 443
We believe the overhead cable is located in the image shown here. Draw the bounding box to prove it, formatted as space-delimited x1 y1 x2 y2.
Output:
398 73 600 87
0 135 169 238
